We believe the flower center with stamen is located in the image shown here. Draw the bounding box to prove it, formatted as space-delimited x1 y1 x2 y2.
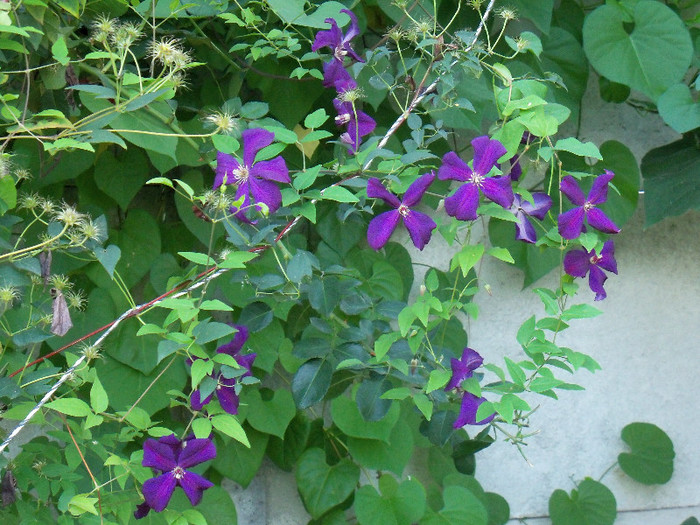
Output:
173 466 185 480
334 46 347 60
590 254 602 265
398 204 410 217
583 201 593 211
470 173 485 187
232 166 249 184
335 113 351 125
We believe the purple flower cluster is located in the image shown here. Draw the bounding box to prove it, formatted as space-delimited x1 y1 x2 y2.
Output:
558 171 620 300
444 347 494 428
135 435 216 519
188 325 256 415
366 135 552 252
313 10 375 152
215 128 290 222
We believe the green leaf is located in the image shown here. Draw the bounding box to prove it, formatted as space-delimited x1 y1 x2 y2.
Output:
307 277 340 316
192 418 213 439
486 247 514 264
582 1 692 99
67 494 98 516
51 36 69 65
111 209 161 287
561 304 602 321
451 244 485 277
346 417 414 474
178 251 216 266
304 108 329 129
322 185 359 203
296 448 360 518
213 426 268 487
423 485 488 525
331 395 399 442
0 175 17 215
355 475 426 525
94 144 150 209
554 138 602 160
642 135 700 226
292 359 332 409
244 388 296 438
219 251 257 269
618 422 675 485
658 83 700 133
90 375 108 413
212 414 250 447
93 245 121 279
504 0 553 33
46 398 91 417
426 369 451 394
549 478 616 525
295 2 349 28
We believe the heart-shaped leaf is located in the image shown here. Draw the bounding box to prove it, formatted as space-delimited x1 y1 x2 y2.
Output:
658 84 700 133
422 485 488 525
244 388 296 439
93 245 121 279
355 475 426 525
583 1 692 99
292 359 332 409
331 395 399 442
549 478 616 525
618 422 675 485
94 149 149 209
296 448 360 518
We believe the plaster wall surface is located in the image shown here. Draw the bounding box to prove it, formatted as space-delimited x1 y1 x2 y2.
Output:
227 78 700 524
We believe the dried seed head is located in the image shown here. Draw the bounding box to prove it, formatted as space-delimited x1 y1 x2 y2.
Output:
412 19 433 36
91 15 117 42
468 0 485 9
48 274 71 291
18 192 41 210
205 111 238 135
387 27 404 43
65 289 86 311
78 218 103 242
149 37 183 66
13 168 31 181
54 204 84 227
338 87 364 104
497 7 517 21
81 343 102 363
0 286 19 305
110 22 142 49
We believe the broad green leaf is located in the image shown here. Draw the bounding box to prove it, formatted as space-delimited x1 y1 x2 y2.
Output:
111 209 161 287
618 422 675 485
451 244 485 277
178 251 216 266
212 414 250 447
51 36 69 65
504 0 553 33
296 448 360 518
549 478 616 525
0 175 17 215
331 395 399 442
292 359 332 409
67 494 98 516
244 388 296 438
583 1 692 99
561 304 602 321
355 475 426 525
423 485 488 525
658 84 700 133
304 108 328 129
322 185 359 203
93 245 121 279
90 375 108 413
212 426 268 487
642 135 700 226
46 398 91 418
347 417 413 474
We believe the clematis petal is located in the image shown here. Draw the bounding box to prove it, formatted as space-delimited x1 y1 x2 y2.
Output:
588 265 608 301
560 175 586 205
248 177 283 213
340 9 361 47
216 384 240 415
508 157 522 181
520 193 552 220
134 502 152 520
444 183 480 221
311 19 342 52
242 128 275 168
454 392 494 428
142 473 177 512
514 211 538 244
143 438 178 472
179 471 214 507
597 240 618 274
367 178 401 208
367 210 401 250
403 210 437 250
190 389 213 412
402 172 435 207
178 438 216 469
481 175 514 208
249 156 290 183
471 136 506 176
322 60 356 92
438 151 472 182
588 170 615 205
563 248 591 278
586 208 620 235
235 352 256 376
214 152 241 189
346 109 376 145
445 347 484 390
217 325 249 357
558 207 585 239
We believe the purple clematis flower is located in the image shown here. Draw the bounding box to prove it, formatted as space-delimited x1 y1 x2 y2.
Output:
215 128 290 218
367 172 437 251
312 9 364 64
333 98 375 153
454 392 495 428
438 136 514 221
510 193 552 244
322 59 357 92
445 347 484 391
134 434 216 518
564 240 617 301
558 170 620 240
189 325 256 415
